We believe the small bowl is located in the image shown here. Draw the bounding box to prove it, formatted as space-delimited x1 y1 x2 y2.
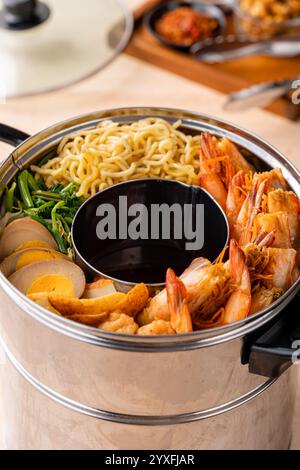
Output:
72 179 229 293
144 1 227 53
234 0 300 40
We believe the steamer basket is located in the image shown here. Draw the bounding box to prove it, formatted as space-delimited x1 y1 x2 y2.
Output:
0 107 299 450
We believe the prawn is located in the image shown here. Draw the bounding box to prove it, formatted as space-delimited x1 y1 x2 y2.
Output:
196 240 252 328
142 256 231 329
166 268 193 334
218 137 254 173
222 239 252 324
262 247 298 292
139 258 211 324
236 179 268 246
250 286 283 315
254 212 292 248
199 133 254 211
199 132 229 210
253 168 287 192
226 170 249 239
137 269 193 335
267 189 300 246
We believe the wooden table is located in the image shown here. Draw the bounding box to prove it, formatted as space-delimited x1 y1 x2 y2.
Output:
0 0 299 450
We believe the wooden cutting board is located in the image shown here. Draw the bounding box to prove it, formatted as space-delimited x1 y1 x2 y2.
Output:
125 0 300 120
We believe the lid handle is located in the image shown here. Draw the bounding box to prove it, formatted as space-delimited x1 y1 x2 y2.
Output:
0 0 50 30
3 0 37 25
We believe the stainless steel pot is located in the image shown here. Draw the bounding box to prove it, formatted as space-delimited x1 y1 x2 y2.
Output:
0 107 299 450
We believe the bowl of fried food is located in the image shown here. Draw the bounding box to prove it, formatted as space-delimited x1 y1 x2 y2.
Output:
145 1 227 52
235 0 300 39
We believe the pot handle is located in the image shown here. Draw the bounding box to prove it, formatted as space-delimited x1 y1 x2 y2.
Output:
245 294 300 379
0 123 30 147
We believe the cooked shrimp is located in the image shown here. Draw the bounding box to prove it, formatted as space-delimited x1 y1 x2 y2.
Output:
166 269 193 334
199 133 255 211
226 171 249 239
180 256 231 326
243 231 275 280
250 286 283 315
143 255 231 329
222 239 252 324
187 263 231 326
138 321 175 336
197 240 251 328
199 133 228 210
267 189 300 245
142 258 211 324
252 230 276 247
99 312 138 335
236 179 268 246
218 137 254 173
263 247 297 291
254 212 292 248
243 244 270 279
253 168 287 192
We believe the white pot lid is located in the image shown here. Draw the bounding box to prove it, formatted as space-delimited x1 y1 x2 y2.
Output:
0 0 133 97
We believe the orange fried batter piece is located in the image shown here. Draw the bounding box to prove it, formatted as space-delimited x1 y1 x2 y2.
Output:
48 284 149 322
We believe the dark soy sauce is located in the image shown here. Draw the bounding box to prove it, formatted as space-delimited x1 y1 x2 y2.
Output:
90 244 194 284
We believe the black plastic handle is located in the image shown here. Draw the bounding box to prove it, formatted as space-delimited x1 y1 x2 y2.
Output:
3 0 37 23
0 123 30 147
0 0 50 30
243 294 300 378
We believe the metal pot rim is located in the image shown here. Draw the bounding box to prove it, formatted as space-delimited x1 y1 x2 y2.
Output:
1 106 300 350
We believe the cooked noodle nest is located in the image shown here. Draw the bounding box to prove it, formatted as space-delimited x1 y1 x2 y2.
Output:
31 118 201 198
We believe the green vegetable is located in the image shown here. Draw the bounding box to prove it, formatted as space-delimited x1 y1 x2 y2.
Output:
51 200 66 231
25 213 67 254
60 183 78 195
17 171 34 209
27 200 55 219
5 182 16 212
38 149 57 167
64 216 73 225
26 171 39 192
5 164 85 257
32 190 62 202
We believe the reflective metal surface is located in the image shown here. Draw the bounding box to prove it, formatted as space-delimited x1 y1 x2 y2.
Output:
1 351 297 449
1 107 300 348
0 107 299 449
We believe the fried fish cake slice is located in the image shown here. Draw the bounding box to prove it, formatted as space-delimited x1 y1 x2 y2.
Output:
28 293 62 316
114 283 149 317
48 292 126 316
138 320 175 336
66 312 109 326
49 284 149 320
99 312 138 335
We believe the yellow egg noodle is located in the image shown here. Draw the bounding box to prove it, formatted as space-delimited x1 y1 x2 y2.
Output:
31 118 201 199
